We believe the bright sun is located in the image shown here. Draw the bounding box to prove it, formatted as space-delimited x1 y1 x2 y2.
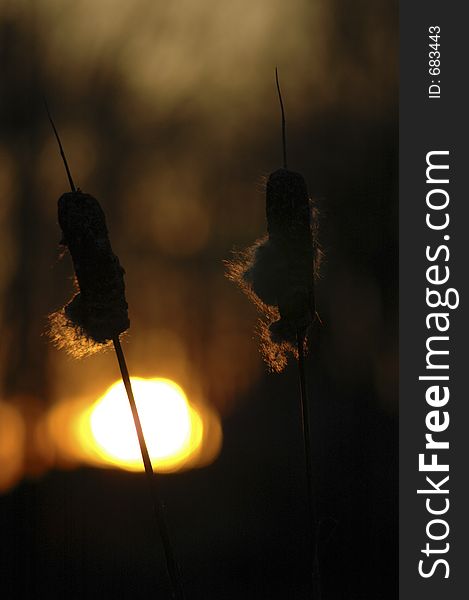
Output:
79 378 204 472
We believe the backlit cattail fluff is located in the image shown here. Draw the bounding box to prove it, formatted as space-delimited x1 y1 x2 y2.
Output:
226 73 321 372
46 109 129 357
49 191 130 357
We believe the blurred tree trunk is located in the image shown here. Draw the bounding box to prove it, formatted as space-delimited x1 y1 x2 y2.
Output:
0 5 50 403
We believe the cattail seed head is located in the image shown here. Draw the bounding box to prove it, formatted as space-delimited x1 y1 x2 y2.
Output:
49 190 129 357
226 71 321 371
266 168 317 329
226 169 321 372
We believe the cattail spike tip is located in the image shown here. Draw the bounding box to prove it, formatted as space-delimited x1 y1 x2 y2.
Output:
44 99 76 193
275 67 288 170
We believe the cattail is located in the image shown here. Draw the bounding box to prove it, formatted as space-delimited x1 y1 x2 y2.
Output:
46 103 129 357
227 71 323 598
227 72 321 372
49 190 129 357
45 104 185 600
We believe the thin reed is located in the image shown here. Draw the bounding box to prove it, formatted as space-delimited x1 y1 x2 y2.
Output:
226 70 323 597
46 103 185 600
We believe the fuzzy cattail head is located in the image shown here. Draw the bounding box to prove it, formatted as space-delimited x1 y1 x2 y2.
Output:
228 71 322 371
226 170 320 372
49 190 129 357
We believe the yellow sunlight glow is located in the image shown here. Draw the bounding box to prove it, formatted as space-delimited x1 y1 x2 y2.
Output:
43 376 222 474
78 378 204 472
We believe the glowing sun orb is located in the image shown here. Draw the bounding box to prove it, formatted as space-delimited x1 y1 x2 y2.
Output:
82 378 203 472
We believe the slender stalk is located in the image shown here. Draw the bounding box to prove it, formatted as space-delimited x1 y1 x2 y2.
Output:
44 99 76 193
113 336 186 600
275 67 288 170
46 102 185 598
296 330 321 599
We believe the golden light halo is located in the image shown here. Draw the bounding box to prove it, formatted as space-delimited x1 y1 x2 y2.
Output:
45 377 221 474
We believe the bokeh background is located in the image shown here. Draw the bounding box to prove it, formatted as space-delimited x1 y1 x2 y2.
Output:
0 0 397 598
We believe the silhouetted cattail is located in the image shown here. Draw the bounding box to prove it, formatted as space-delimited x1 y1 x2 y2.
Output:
49 189 129 357
45 104 185 600
227 75 321 371
228 71 323 597
45 106 129 357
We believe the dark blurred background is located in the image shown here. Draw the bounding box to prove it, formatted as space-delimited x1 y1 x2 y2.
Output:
0 0 397 598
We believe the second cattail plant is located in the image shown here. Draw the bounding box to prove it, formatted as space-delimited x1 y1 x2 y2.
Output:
227 71 321 373
45 104 185 600
227 70 323 597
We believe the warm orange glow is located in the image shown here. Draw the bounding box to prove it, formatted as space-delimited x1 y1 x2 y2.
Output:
45 377 222 473
0 402 25 492
81 378 203 471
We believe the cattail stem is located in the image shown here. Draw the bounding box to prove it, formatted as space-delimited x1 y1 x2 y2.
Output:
296 330 322 599
112 336 186 600
275 67 288 170
44 99 76 193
